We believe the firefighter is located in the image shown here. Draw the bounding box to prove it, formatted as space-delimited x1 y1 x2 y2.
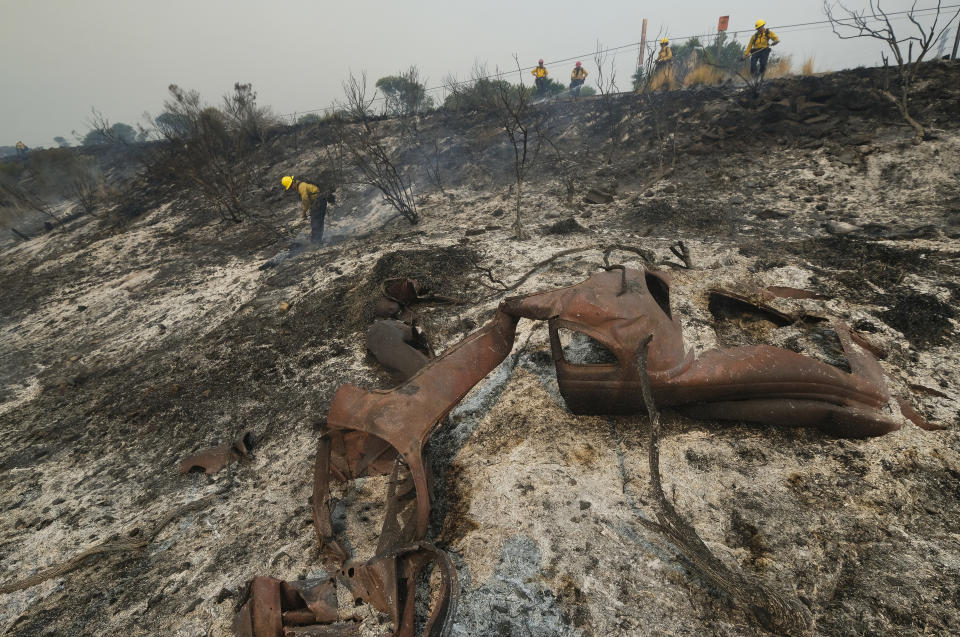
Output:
569 61 588 97
656 38 674 64
531 59 548 97
282 175 334 243
654 39 675 90
744 19 780 78
15 141 27 156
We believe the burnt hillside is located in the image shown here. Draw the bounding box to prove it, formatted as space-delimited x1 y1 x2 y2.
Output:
1 63 959 637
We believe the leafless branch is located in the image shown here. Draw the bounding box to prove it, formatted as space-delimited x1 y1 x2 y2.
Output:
336 71 420 224
489 54 547 240
823 0 960 142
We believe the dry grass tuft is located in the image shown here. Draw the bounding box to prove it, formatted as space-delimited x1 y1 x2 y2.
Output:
802 57 815 76
684 65 724 87
647 67 677 91
765 56 793 79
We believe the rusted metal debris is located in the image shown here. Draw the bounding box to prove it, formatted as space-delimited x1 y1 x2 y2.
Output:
366 319 430 380
897 395 942 431
232 575 361 637
179 431 253 475
237 266 934 636
383 277 459 306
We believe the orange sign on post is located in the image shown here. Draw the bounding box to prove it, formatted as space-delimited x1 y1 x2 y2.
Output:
718 16 730 31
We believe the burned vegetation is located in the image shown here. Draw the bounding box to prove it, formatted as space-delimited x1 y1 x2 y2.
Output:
1 63 959 637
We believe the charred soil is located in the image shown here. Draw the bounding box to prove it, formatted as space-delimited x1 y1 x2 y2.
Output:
1 63 959 637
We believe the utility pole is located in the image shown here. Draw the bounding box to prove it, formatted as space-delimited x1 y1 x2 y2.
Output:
639 18 648 67
952 25 959 60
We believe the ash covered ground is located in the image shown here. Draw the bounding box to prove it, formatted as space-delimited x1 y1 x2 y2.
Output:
1 64 959 636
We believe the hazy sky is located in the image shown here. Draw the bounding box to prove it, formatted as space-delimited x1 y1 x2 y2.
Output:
1 0 956 146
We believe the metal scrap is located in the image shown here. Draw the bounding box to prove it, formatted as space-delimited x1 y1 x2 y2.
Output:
237 265 935 636
179 431 253 475
366 319 430 380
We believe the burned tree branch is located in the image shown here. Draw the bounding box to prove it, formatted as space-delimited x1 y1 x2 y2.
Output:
336 71 420 224
0 492 221 595
489 55 549 240
669 241 694 269
823 0 960 143
478 244 654 301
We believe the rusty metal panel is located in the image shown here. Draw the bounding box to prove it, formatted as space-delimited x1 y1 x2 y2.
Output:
179 432 253 475
238 265 935 637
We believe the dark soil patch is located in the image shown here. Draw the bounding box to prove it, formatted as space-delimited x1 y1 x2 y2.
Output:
878 292 954 349
343 246 480 333
630 199 675 223
744 237 958 303
625 198 734 236
542 218 587 235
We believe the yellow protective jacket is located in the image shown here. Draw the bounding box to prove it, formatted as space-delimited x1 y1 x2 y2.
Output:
531 65 548 78
571 67 588 80
657 46 673 63
746 28 779 54
297 181 320 215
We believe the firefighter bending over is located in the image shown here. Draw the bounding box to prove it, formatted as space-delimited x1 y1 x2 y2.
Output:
569 61 588 97
282 175 335 244
744 19 780 78
531 59 549 97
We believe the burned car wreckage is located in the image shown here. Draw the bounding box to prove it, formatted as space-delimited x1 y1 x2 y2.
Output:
231 265 934 637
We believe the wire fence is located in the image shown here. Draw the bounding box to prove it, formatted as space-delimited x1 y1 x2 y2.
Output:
276 4 960 123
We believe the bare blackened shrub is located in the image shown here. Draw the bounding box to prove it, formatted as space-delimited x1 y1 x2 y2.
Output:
0 149 104 224
148 84 267 222
221 82 277 148
489 56 548 240
0 179 61 228
335 71 419 224
635 37 680 171
541 135 579 204
824 0 960 143
593 39 632 161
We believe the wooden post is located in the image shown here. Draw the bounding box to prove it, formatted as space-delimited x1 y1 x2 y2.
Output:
639 18 648 67
716 16 730 64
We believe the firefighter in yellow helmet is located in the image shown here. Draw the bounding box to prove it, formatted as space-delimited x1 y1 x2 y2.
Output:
15 141 27 156
531 59 548 97
569 61 588 97
654 38 676 90
282 175 335 243
656 38 673 64
744 19 780 78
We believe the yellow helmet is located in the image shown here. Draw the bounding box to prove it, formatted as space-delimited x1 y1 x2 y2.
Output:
281 175 294 190
755 19 765 29
661 38 669 44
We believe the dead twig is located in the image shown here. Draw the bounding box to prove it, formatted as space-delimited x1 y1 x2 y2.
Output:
669 241 694 268
479 244 656 302
602 244 657 267
620 335 813 635
0 492 221 594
